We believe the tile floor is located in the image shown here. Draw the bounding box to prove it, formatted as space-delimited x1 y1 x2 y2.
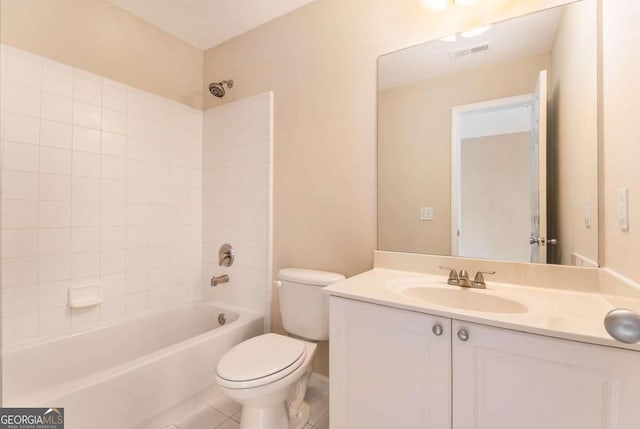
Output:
208 387 329 429
168 382 329 429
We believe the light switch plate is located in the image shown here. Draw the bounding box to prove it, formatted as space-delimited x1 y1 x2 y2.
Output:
618 188 629 231
584 197 591 228
420 207 434 221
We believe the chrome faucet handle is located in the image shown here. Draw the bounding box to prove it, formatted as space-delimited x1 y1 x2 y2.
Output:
473 270 495 287
439 266 459 283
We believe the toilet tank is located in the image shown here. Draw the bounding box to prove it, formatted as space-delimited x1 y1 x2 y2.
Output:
277 268 345 341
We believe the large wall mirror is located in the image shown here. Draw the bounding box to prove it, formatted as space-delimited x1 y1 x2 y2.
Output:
377 0 598 266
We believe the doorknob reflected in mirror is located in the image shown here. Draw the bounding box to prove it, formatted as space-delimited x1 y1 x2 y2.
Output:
529 237 559 246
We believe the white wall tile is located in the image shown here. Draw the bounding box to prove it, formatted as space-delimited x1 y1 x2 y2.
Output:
42 65 74 98
1 257 38 288
1 171 38 200
3 141 39 172
41 120 73 149
39 174 71 201
101 132 126 157
100 251 126 276
2 286 38 316
3 112 40 144
1 49 205 343
1 229 38 258
38 281 71 311
102 108 126 134
101 155 126 180
72 126 101 153
100 180 126 205
101 203 126 226
41 93 72 123
6 53 42 90
71 202 100 227
72 177 100 202
101 273 126 297
39 254 71 283
72 151 100 177
3 84 41 117
2 200 38 228
39 146 71 175
39 201 71 228
102 82 127 112
39 228 71 256
72 227 100 253
73 100 101 129
73 70 102 105
72 252 100 279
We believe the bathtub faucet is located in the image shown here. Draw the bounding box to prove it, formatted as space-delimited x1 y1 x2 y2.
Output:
211 274 230 287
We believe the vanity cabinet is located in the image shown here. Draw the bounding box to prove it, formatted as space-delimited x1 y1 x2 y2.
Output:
330 297 640 429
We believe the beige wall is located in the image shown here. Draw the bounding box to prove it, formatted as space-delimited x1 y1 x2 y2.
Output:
601 0 640 284
378 54 550 255
0 0 203 109
202 0 569 375
549 0 598 265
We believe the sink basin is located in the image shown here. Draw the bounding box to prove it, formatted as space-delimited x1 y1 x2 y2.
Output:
401 286 529 314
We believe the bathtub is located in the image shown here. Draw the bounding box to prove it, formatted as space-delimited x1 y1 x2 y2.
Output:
2 302 263 429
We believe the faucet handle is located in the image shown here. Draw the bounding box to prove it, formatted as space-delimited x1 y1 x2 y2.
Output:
439 266 459 283
459 269 470 280
473 270 496 286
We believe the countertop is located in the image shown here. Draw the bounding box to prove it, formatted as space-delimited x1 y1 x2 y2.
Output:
323 268 640 353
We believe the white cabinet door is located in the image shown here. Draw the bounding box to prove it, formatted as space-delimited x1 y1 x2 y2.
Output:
330 297 451 429
452 320 640 429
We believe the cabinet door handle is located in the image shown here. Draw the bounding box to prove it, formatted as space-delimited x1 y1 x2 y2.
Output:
432 324 443 336
457 329 469 342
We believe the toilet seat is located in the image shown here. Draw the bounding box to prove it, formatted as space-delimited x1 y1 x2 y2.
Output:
216 333 306 389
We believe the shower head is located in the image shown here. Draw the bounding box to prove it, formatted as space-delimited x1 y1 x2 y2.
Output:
209 80 234 98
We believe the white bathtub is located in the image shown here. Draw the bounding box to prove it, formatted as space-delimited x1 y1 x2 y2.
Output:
2 302 263 429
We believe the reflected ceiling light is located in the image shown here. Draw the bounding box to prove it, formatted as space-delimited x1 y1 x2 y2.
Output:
440 34 457 42
454 0 479 6
460 24 492 38
419 0 449 11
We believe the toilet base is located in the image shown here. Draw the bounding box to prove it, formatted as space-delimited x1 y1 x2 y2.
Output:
289 401 310 429
239 403 289 429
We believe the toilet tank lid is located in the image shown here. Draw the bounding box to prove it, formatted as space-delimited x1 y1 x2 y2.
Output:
278 268 345 286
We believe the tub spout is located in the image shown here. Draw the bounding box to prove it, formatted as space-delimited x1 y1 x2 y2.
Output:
210 274 229 287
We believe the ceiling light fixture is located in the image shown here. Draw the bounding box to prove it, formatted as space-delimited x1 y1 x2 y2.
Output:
453 0 479 6
460 24 492 38
420 0 480 11
419 0 449 11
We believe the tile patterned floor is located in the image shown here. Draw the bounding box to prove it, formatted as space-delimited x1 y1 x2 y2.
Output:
207 385 330 429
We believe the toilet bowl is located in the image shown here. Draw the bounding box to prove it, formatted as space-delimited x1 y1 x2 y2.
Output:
216 333 317 429
215 268 345 429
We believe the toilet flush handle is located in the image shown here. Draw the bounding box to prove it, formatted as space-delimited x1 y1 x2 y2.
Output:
273 280 283 288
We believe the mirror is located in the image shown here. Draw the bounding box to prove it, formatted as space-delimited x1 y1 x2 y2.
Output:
377 0 598 266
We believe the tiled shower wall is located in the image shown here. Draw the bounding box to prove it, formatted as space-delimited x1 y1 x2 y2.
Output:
202 93 272 327
0 45 203 346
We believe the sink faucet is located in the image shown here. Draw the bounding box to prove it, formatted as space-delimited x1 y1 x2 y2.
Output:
439 266 495 289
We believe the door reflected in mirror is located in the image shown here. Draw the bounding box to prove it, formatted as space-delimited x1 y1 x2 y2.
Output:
377 0 598 266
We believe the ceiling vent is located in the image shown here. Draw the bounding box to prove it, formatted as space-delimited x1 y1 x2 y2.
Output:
451 43 490 59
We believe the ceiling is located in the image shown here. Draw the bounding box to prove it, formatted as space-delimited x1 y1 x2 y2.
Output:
378 6 564 90
109 0 316 51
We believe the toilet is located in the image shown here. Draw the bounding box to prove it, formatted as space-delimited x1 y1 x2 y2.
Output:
215 268 345 429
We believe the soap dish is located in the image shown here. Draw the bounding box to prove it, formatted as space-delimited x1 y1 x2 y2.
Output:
68 283 103 309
